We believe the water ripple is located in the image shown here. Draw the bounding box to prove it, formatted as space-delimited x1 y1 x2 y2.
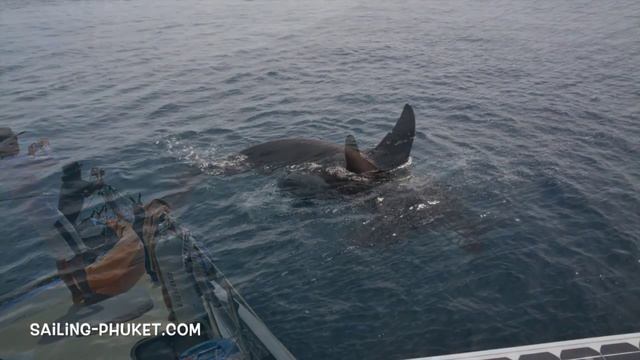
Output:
1 0 640 359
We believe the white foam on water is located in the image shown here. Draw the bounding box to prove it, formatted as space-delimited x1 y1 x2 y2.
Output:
157 137 249 175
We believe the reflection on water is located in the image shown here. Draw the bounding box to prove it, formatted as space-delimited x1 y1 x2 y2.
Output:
0 138 294 359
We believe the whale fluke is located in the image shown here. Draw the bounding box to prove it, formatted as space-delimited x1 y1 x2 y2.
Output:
367 104 415 170
345 135 378 174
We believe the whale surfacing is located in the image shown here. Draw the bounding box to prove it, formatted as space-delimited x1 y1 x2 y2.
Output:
239 104 415 176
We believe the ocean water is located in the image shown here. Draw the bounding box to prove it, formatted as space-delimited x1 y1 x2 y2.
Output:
1 0 639 359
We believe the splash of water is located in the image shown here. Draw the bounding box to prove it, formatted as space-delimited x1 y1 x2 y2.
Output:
156 136 250 175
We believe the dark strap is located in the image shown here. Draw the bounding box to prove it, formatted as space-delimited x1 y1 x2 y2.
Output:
133 204 158 282
54 220 82 255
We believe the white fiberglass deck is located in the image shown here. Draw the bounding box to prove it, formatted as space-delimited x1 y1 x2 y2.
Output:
410 332 640 360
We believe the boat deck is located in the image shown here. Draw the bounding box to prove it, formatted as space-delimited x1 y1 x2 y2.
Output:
0 276 171 360
411 333 640 360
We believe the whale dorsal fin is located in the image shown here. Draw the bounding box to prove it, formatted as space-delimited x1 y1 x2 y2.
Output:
367 104 415 170
345 135 378 174
345 134 360 152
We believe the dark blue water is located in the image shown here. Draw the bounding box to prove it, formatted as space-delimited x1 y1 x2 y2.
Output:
1 0 639 359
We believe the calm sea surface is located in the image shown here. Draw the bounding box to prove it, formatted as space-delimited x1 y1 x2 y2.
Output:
1 0 639 359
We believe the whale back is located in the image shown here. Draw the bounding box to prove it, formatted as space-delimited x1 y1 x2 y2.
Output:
240 138 343 168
